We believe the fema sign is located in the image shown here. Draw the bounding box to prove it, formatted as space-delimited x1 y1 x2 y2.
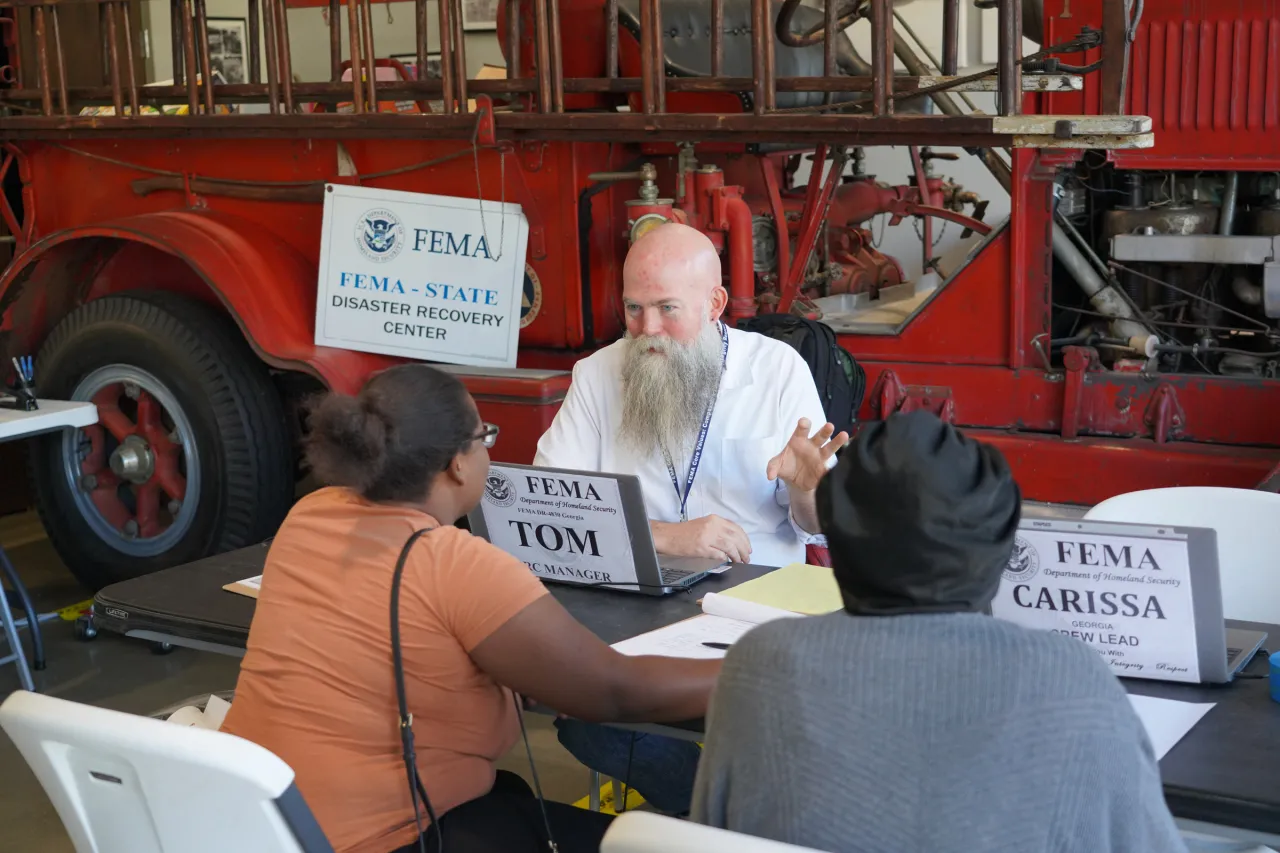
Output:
477 463 637 586
314 183 529 368
990 521 1202 683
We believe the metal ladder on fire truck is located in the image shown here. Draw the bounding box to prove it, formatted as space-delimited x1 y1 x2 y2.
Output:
0 0 1150 150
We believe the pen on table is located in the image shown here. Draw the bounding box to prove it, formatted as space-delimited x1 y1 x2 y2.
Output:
702 642 731 650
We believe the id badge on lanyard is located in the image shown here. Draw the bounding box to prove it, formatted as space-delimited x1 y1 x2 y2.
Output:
663 322 729 523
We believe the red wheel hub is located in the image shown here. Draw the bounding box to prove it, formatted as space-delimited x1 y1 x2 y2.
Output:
78 383 188 540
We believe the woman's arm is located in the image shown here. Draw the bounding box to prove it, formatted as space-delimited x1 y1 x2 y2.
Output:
468 595 720 724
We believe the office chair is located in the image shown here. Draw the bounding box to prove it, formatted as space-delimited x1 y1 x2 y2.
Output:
1085 486 1280 624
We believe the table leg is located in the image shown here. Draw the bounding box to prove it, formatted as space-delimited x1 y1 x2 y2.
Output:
0 585 33 691
0 545 43 672
588 770 601 811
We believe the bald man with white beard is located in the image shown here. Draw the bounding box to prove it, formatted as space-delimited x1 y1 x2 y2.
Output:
534 222 847 569
534 222 848 816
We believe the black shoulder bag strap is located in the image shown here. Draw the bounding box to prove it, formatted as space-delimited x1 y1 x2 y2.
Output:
391 527 441 853
391 526 559 853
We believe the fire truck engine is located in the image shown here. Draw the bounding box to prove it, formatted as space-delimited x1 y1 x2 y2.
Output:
0 0 1276 591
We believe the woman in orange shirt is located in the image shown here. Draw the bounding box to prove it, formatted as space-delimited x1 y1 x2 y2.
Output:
220 364 719 853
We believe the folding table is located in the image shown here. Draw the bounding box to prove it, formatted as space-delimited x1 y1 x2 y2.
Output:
0 399 98 690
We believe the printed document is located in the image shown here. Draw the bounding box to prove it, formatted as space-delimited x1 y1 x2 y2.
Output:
222 575 262 599
1126 694 1215 760
610 588 806 659
610 614 758 659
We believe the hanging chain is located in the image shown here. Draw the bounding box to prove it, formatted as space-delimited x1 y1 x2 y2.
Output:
470 116 507 262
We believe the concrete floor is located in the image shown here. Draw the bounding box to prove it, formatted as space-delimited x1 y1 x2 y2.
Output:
0 511 599 853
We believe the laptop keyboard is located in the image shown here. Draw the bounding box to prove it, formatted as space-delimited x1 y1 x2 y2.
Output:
660 567 697 586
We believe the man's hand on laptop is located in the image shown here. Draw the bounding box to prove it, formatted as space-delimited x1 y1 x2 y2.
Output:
651 516 752 564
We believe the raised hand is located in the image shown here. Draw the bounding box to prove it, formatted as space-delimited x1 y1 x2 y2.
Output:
766 418 849 493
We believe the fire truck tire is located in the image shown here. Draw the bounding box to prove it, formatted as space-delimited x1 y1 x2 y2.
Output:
28 292 294 591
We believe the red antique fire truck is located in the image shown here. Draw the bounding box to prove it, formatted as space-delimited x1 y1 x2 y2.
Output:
0 0 1276 590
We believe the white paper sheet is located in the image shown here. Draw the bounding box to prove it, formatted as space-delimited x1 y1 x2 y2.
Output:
610 614 758 659
203 694 231 731
699 591 805 625
1127 694 1216 760
164 706 209 728
165 694 234 731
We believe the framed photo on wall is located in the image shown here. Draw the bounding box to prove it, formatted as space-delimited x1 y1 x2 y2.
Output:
461 0 499 31
205 17 247 84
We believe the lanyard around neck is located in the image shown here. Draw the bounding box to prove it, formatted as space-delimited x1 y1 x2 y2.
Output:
662 322 730 523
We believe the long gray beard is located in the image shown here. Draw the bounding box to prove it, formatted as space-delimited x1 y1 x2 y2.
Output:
618 322 723 459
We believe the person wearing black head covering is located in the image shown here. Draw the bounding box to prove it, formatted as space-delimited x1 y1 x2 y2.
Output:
820 409 1022 616
691 411 1186 853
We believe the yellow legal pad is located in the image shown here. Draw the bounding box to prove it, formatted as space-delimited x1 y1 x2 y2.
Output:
718 563 843 615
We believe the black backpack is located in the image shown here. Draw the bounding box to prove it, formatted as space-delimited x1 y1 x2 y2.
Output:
737 314 866 435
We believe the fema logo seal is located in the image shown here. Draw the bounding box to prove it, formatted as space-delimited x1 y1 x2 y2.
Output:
1003 535 1040 583
483 469 517 508
356 208 405 262
520 263 543 330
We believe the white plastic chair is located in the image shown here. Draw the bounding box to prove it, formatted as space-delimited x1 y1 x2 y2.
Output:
0 690 333 853
602 811 825 853
1084 486 1280 624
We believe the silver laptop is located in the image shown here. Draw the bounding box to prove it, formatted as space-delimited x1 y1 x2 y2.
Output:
1001 518 1266 684
467 462 726 596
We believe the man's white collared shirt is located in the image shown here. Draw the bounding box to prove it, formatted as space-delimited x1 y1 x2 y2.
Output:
533 326 831 568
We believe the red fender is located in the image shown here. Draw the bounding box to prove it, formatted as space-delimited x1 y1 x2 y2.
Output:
0 209 396 393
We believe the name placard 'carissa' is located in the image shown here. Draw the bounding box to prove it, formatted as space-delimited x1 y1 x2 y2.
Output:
479 467 637 586
313 183 529 368
990 524 1201 683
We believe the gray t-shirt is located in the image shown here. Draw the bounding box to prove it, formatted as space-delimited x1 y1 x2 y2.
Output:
692 611 1188 853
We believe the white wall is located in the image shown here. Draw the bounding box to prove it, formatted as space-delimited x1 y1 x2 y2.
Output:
139 0 504 83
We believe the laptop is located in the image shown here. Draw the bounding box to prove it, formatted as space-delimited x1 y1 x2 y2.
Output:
991 517 1267 684
467 462 726 596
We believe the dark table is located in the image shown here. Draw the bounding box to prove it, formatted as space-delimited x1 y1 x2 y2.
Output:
92 545 1280 842
91 542 776 656
1124 641 1280 840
